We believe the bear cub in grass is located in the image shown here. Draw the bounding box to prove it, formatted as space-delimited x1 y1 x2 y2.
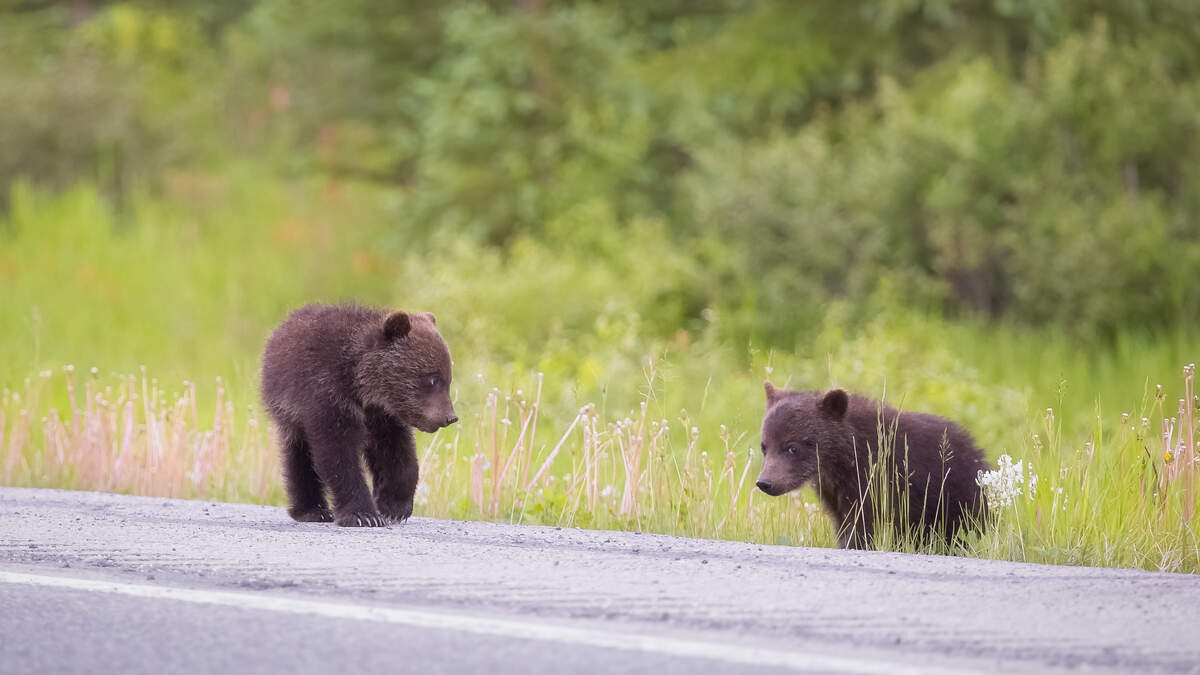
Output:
757 382 989 549
261 304 457 527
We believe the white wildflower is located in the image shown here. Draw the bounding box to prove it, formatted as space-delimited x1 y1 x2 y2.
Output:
414 482 431 507
976 454 1036 508
600 485 614 498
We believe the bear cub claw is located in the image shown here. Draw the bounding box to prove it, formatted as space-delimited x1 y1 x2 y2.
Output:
336 512 389 527
376 500 414 523
289 507 334 523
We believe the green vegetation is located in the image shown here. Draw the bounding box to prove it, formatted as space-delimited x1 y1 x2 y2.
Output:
1 2 1197 571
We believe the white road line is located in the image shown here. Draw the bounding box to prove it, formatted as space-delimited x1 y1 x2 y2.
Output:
0 571 978 675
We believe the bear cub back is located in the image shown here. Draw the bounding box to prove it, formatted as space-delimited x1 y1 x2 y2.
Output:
757 382 989 549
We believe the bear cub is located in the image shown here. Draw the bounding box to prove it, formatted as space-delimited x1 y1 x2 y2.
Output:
757 382 989 549
261 304 457 527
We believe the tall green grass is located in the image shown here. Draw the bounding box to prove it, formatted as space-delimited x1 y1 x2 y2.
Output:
2 175 1196 571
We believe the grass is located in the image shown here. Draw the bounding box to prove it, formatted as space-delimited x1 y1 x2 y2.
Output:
4 355 1196 572
2 367 279 505
2 174 1197 572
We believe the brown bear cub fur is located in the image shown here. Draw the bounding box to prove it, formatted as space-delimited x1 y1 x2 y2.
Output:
261 304 457 527
757 382 989 549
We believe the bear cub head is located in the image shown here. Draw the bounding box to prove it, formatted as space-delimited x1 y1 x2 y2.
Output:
756 381 851 496
356 311 457 433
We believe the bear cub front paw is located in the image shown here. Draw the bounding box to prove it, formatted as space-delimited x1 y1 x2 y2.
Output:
376 499 414 523
335 511 389 527
289 506 334 523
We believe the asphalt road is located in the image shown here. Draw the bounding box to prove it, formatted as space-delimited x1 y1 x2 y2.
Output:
1 488 1197 674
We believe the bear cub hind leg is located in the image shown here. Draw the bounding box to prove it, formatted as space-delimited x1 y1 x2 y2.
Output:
279 424 334 523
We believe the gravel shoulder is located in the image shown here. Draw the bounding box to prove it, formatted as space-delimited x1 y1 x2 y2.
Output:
1 487 1197 674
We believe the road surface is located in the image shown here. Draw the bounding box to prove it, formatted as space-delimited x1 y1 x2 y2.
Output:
0 487 1197 674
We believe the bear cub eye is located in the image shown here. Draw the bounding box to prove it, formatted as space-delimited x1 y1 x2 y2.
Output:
785 445 798 455
422 374 441 392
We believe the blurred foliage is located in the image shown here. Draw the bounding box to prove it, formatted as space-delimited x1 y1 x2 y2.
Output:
2 0 1199 340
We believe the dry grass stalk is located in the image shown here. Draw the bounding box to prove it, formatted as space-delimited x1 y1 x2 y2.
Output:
525 404 588 492
4 368 278 502
1183 364 1196 519
617 401 648 518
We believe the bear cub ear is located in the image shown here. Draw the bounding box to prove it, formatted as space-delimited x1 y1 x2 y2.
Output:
383 311 412 342
419 311 436 326
819 389 849 420
764 381 781 406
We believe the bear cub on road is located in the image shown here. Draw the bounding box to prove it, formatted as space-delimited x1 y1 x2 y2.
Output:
757 382 989 549
261 304 457 527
